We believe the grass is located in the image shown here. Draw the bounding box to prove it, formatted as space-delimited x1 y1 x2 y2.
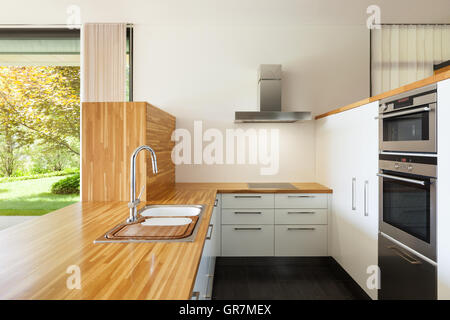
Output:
0 176 79 216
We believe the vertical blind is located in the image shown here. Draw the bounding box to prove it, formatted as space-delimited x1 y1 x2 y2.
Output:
371 24 450 95
81 23 127 102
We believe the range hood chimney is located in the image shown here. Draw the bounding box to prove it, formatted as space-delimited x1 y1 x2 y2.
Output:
235 64 312 123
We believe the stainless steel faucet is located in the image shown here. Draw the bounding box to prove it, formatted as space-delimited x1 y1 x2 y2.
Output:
127 145 158 223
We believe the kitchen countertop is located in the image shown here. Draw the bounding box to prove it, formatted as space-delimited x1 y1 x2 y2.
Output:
0 182 331 300
315 69 450 120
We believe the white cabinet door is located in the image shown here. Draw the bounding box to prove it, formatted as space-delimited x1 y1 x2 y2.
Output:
221 193 274 208
222 225 274 256
222 209 274 224
205 195 221 299
275 208 328 225
193 195 221 300
275 194 328 208
316 101 379 300
213 194 221 258
275 225 327 256
192 242 209 300
437 78 450 300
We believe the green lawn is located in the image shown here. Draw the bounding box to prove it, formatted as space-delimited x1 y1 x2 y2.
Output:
0 176 79 216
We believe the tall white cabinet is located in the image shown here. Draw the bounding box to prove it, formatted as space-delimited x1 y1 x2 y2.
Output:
315 101 379 300
437 78 450 300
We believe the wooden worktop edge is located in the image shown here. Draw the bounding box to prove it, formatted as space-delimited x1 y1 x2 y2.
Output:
315 70 450 120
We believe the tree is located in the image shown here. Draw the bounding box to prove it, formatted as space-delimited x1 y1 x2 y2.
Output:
0 125 18 176
0 66 80 156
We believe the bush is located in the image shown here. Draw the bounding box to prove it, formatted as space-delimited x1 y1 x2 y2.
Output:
11 168 27 177
0 168 79 183
50 173 80 195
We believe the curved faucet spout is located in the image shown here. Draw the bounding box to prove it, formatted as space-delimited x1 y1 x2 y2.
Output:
127 145 158 223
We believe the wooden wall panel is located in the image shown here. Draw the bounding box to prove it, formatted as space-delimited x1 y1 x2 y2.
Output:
81 102 147 201
146 103 176 200
82 102 175 203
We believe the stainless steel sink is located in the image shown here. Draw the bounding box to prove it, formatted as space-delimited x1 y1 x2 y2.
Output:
94 204 205 243
141 205 201 217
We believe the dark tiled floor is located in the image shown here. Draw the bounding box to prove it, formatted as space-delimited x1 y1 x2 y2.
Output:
212 257 370 300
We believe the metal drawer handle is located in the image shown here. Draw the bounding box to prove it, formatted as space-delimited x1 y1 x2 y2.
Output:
234 227 262 231
364 180 369 217
388 246 422 265
206 224 214 240
191 291 200 300
234 195 262 198
287 211 315 214
287 195 315 198
287 227 315 231
352 177 356 210
376 173 426 186
234 211 262 214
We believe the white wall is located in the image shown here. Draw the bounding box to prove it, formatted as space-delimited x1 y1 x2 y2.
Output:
133 24 368 182
1 0 449 182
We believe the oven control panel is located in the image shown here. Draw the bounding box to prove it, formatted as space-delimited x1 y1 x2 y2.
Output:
393 162 414 171
379 154 437 178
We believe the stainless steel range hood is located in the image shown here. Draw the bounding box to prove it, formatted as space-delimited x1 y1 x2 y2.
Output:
235 64 312 123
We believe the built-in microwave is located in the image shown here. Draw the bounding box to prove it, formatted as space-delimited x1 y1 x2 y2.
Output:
379 84 437 154
377 153 436 261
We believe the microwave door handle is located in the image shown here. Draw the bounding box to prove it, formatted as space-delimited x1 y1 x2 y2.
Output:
376 173 426 186
375 106 431 119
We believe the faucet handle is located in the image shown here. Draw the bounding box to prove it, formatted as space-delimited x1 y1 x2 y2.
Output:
128 185 145 209
137 185 145 201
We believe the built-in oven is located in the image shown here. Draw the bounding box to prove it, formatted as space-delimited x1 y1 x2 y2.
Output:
379 84 437 154
378 153 436 261
377 153 437 300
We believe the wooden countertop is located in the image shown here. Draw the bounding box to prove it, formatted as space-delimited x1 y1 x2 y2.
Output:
176 182 332 194
0 182 331 300
315 69 450 120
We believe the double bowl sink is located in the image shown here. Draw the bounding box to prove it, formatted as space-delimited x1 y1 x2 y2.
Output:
94 205 205 243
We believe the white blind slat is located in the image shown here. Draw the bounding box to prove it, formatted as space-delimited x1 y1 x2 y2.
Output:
372 24 450 95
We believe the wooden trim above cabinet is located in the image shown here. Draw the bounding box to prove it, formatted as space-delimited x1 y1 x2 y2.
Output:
315 69 450 120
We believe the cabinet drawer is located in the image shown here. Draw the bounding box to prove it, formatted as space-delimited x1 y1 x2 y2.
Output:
222 225 274 256
275 225 327 256
222 209 274 225
275 209 327 225
222 193 274 208
275 194 327 208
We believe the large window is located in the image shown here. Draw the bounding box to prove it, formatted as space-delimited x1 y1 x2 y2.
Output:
0 28 81 225
126 26 133 101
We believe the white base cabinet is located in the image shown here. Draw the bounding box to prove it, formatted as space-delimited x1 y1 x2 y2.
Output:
275 225 327 256
192 195 220 300
221 193 329 257
222 225 274 256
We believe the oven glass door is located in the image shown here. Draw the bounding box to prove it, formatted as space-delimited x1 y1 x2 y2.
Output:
383 109 429 142
382 172 431 243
